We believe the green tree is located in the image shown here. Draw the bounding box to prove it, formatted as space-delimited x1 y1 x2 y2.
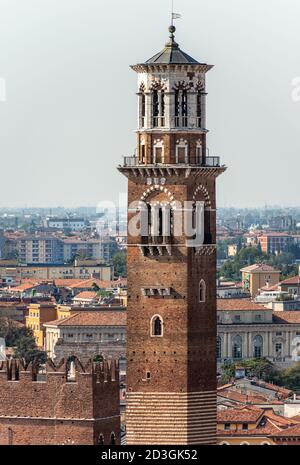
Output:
0 319 47 363
282 364 300 393
112 251 127 277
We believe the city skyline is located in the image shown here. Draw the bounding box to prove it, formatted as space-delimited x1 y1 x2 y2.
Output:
0 0 299 208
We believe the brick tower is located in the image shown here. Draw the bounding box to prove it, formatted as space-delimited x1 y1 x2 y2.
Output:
119 25 226 445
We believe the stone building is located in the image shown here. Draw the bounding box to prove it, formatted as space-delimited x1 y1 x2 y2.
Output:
44 311 126 360
217 299 300 366
0 357 120 445
119 24 226 444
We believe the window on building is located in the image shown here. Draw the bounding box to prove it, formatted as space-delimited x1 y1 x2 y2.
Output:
242 424 248 431
181 90 188 126
199 280 206 303
255 314 262 322
141 93 146 127
232 335 243 359
175 90 180 126
224 423 230 431
151 315 163 337
276 332 282 336
253 335 263 359
197 91 202 127
275 343 282 353
217 336 222 361
110 433 116 445
152 90 159 127
98 434 104 445
234 315 241 322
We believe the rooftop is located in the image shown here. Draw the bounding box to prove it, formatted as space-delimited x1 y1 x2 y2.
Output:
44 311 127 327
240 263 280 273
141 26 205 66
217 299 269 312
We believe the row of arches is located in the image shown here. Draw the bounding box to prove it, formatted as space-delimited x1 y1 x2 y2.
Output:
139 81 204 129
217 335 263 360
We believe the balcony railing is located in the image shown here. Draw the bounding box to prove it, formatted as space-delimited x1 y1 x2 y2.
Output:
122 156 221 168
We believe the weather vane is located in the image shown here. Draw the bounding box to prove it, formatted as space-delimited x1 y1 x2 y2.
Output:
171 0 181 26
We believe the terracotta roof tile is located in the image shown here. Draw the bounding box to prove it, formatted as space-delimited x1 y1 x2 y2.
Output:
273 312 300 324
217 299 269 312
44 311 126 327
217 406 264 423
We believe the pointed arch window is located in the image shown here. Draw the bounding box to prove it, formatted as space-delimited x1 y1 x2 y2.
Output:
153 90 159 127
151 315 163 337
199 279 206 303
98 434 104 445
197 90 202 128
141 93 146 127
110 433 116 445
182 90 188 127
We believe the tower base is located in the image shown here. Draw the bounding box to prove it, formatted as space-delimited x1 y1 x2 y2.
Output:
126 391 216 445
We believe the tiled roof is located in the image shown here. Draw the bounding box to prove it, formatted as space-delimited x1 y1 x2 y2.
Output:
44 311 126 327
270 423 300 438
217 299 269 312
217 406 264 423
73 291 98 300
240 264 279 273
218 418 281 437
273 312 300 324
279 276 300 285
263 409 299 427
218 389 282 405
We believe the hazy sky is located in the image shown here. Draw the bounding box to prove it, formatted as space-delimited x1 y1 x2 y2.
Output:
0 0 299 208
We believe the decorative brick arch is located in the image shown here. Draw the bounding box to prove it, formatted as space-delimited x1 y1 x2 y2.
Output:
192 185 211 207
195 79 205 92
140 186 176 206
139 82 146 92
150 80 167 91
172 80 192 91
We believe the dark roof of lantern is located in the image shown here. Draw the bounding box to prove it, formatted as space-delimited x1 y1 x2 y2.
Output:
144 25 201 65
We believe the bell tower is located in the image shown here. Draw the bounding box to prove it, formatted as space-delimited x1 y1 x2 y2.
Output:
119 25 226 445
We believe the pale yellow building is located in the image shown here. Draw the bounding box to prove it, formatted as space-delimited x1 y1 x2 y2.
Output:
241 264 280 298
25 303 57 348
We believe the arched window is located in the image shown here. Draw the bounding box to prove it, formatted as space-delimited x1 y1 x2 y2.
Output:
176 139 188 164
141 93 146 127
232 335 243 359
217 336 222 361
181 90 188 126
199 280 206 303
175 89 180 126
160 90 165 126
197 91 202 127
152 90 159 127
153 139 164 164
151 315 163 337
110 433 116 445
98 434 104 445
253 335 263 359
196 140 203 165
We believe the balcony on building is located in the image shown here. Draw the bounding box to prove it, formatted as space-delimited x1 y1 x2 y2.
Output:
122 155 221 168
